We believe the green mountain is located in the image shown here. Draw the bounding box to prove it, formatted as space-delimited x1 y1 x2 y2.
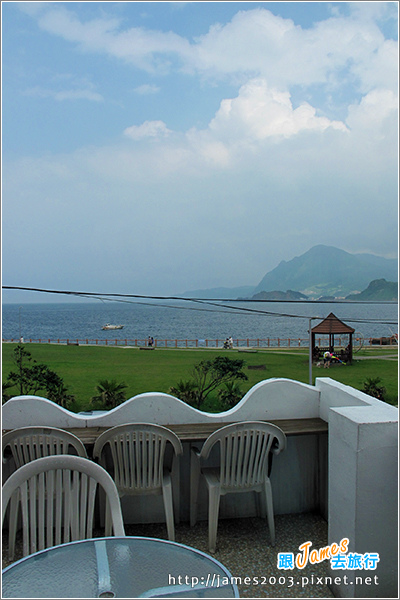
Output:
345 279 398 301
179 246 397 300
252 290 308 301
253 245 398 298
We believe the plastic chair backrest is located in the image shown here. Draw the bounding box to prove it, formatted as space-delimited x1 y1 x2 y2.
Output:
2 455 125 557
200 421 287 488
93 423 183 493
2 426 88 469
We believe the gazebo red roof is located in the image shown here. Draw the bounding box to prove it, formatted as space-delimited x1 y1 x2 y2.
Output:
311 312 355 334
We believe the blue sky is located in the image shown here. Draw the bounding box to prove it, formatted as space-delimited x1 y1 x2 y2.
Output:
1 1 398 302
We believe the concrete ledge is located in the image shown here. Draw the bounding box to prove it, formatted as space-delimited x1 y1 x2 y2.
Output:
316 378 398 599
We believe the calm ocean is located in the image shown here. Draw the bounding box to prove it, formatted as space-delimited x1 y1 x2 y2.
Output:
2 301 398 346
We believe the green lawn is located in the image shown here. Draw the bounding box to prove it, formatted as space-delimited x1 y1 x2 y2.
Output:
2 343 398 411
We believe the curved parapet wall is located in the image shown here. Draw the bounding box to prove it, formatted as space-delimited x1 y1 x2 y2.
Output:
2 395 88 429
235 378 319 420
2 378 320 429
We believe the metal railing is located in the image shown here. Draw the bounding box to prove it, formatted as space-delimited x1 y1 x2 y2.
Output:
2 336 376 348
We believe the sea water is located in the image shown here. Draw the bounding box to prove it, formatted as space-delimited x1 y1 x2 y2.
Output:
2 301 397 344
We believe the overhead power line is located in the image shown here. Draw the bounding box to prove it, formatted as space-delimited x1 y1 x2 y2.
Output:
3 285 397 304
2 285 398 326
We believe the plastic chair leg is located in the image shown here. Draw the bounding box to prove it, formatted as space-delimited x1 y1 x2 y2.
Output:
207 484 221 554
8 490 19 560
257 489 267 519
172 456 180 525
162 473 175 542
104 499 112 537
190 451 201 527
264 479 275 546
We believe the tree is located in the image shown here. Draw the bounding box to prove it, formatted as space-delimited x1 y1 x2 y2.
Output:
7 344 38 395
2 381 15 404
171 356 248 410
5 345 75 408
91 379 127 409
46 381 76 409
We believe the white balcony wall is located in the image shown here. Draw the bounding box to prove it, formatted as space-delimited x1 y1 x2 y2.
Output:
2 378 320 430
2 377 397 598
315 379 398 599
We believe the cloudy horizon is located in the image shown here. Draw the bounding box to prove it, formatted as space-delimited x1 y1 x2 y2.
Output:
2 2 398 303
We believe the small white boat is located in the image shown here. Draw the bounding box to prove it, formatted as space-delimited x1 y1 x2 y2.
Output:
102 323 124 330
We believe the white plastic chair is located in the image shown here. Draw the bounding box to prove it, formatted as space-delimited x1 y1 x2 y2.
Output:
190 421 287 553
93 423 183 541
2 426 88 560
2 426 88 469
2 455 125 560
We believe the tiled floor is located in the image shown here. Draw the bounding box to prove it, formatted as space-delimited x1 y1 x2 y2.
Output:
129 514 334 598
3 513 334 598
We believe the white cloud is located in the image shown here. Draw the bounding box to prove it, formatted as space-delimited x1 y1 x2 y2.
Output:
134 84 160 95
3 78 397 294
22 73 104 102
24 86 103 102
4 3 398 294
351 38 398 93
348 1 399 23
182 79 348 167
119 79 349 169
24 4 398 94
33 5 190 73
346 88 398 134
207 79 348 141
185 129 231 167
124 120 172 140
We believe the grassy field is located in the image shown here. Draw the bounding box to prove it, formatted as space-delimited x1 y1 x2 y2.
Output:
2 343 398 411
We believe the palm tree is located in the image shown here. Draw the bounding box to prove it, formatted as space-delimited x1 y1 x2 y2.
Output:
169 380 199 407
91 379 128 409
218 381 244 410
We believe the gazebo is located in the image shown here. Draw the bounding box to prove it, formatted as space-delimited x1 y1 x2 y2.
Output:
311 312 355 363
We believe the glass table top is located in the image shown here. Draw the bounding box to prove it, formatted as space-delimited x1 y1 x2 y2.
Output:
2 536 239 598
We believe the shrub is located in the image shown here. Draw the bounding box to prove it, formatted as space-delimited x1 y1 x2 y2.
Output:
91 379 127 409
218 381 244 410
169 380 199 406
170 356 248 410
362 377 386 401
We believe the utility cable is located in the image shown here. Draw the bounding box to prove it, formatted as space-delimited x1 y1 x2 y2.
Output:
3 285 398 326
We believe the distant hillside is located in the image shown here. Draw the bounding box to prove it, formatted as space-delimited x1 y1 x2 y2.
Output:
179 246 397 300
345 279 398 301
254 245 398 298
252 290 308 301
179 285 255 299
